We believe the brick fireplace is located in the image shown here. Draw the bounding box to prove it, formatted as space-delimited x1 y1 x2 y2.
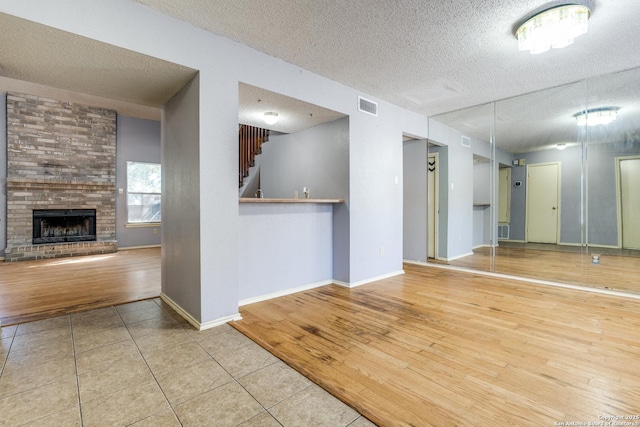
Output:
5 93 117 261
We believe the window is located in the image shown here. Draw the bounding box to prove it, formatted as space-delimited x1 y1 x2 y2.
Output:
127 161 161 223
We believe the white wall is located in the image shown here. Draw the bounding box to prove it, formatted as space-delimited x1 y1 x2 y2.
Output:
2 0 429 325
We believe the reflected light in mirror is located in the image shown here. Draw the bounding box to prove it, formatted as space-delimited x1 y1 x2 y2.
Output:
516 4 590 54
574 107 619 126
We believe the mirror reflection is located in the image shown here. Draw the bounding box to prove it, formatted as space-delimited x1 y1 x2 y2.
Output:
428 66 640 294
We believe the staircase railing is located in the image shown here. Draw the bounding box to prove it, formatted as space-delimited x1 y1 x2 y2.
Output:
239 124 270 188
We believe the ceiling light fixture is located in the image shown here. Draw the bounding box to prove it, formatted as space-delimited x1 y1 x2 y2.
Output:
556 143 567 150
516 4 590 54
574 107 619 126
263 111 279 125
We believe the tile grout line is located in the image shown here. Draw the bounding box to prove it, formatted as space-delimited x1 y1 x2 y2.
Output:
0 326 16 378
116 301 184 426
69 314 86 427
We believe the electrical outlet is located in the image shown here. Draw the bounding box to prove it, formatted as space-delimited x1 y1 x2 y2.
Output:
153 229 158 235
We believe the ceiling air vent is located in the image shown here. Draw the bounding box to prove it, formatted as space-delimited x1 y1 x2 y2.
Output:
461 135 471 147
358 96 378 117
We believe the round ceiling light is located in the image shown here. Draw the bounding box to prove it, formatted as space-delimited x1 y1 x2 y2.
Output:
574 107 619 126
516 4 590 54
263 111 279 125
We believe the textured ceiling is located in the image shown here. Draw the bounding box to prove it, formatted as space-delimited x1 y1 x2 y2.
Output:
3 1 640 144
239 83 345 133
0 13 197 110
133 0 640 117
433 66 640 153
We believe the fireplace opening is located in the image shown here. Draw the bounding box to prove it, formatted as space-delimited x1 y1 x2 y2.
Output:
33 209 97 244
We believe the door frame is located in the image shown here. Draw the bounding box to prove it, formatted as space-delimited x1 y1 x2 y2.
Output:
525 161 561 244
615 155 640 249
428 152 439 259
498 166 511 224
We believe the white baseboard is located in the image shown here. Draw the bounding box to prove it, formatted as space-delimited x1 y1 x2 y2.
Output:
411 262 640 301
472 244 490 250
334 270 405 289
445 252 474 262
565 242 616 248
239 279 333 306
160 293 242 331
118 244 161 251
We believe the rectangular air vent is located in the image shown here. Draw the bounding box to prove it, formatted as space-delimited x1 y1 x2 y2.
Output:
498 224 509 240
358 96 378 116
461 136 471 148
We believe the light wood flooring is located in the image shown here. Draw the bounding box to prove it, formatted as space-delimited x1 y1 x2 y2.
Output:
233 263 640 427
447 244 640 294
3 248 640 425
0 248 160 326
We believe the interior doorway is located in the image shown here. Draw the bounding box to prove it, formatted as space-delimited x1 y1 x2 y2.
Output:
428 153 439 258
498 167 511 224
526 162 560 244
617 156 640 249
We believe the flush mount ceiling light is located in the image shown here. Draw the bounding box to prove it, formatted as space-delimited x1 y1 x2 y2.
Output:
516 4 590 54
263 111 279 125
556 143 568 150
574 107 619 126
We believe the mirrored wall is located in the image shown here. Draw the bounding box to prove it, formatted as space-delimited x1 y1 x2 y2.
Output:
428 66 640 294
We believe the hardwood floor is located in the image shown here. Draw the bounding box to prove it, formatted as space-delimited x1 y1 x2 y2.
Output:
447 245 640 294
233 263 640 427
0 248 160 326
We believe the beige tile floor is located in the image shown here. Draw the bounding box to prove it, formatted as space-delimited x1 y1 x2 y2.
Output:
0 299 376 426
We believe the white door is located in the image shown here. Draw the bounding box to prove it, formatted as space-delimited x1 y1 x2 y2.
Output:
498 168 511 223
526 163 560 244
428 153 438 258
620 158 640 249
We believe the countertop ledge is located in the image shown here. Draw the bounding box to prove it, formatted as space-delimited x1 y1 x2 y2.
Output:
239 198 344 204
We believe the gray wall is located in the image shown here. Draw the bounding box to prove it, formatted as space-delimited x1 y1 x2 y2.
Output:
403 139 428 262
509 141 640 246
473 161 491 247
162 75 202 321
259 116 350 282
0 94 6 257
509 147 583 244
116 115 162 248
260 117 349 200
587 142 640 246
238 203 333 301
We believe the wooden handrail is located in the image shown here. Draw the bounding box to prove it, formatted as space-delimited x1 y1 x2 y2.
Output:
239 124 269 188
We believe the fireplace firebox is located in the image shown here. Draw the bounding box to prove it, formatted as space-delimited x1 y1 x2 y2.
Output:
32 209 97 244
